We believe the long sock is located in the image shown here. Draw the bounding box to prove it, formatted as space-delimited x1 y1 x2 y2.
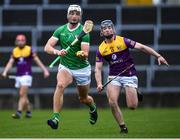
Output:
26 111 31 116
52 113 60 122
26 111 31 114
89 103 96 112
17 110 22 116
119 124 126 129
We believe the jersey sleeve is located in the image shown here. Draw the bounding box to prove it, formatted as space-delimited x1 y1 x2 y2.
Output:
81 33 90 45
52 27 62 40
123 37 136 49
96 49 103 62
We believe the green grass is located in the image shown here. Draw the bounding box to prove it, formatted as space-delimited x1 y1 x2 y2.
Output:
0 108 180 138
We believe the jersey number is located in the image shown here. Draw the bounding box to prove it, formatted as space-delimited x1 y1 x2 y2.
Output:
110 47 114 52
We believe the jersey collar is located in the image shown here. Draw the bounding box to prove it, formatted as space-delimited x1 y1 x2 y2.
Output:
67 23 80 32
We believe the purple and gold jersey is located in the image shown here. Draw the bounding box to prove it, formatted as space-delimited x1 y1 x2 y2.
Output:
96 35 136 76
12 45 33 76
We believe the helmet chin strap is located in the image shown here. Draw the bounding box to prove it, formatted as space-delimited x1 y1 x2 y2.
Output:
70 21 78 26
104 34 113 39
15 41 25 48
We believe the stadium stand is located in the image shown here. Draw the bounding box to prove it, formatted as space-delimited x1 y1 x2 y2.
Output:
0 0 4 5
121 7 157 25
3 9 37 26
48 0 81 5
161 7 180 24
87 0 121 4
0 0 180 108
9 0 43 5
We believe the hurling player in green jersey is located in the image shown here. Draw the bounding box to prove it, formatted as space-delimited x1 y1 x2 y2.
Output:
44 5 97 129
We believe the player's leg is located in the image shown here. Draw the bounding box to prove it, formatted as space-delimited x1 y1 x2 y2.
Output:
123 76 138 110
12 75 32 119
12 85 28 119
106 84 128 133
77 84 97 125
20 86 32 118
137 88 143 102
22 75 32 118
75 65 97 125
125 87 138 109
47 68 73 129
23 91 31 118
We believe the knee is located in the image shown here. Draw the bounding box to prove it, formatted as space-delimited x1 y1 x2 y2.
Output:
56 82 65 90
19 93 23 98
127 102 137 110
19 92 25 98
79 97 87 103
108 99 118 108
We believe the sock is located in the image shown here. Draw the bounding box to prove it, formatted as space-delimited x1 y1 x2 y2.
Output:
26 111 31 115
120 124 126 129
26 111 31 114
17 110 22 116
89 103 96 112
52 113 60 122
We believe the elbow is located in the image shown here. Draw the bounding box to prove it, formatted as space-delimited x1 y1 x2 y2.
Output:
44 42 51 53
44 45 49 53
44 46 47 52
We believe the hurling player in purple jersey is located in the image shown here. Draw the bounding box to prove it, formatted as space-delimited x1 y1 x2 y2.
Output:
95 20 168 133
2 34 49 119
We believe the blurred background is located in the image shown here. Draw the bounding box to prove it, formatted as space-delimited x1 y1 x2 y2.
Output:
0 0 180 109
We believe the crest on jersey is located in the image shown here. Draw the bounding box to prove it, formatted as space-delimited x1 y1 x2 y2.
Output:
112 54 117 60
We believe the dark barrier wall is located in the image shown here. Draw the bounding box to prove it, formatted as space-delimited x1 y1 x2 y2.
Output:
1 1 180 109
1 93 180 109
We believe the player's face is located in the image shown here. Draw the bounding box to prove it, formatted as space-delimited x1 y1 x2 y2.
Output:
101 26 114 39
15 38 26 48
67 10 81 25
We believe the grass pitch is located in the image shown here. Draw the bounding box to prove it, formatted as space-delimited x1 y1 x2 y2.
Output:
0 108 180 138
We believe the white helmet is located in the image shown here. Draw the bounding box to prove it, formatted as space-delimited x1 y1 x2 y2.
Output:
67 4 82 15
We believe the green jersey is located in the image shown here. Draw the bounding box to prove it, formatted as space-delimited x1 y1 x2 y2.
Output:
53 23 90 70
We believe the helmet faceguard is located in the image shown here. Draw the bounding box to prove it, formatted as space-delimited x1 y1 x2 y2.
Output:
100 20 116 39
15 34 26 48
67 5 82 25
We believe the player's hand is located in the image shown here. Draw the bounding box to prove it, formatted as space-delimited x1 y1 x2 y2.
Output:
76 51 85 58
1 72 7 78
43 69 50 78
97 84 103 93
157 56 169 66
57 49 67 56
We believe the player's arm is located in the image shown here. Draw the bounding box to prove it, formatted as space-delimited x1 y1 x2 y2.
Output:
2 55 15 77
76 32 90 58
44 36 67 56
76 42 90 58
94 48 104 92
33 53 50 78
95 61 103 93
134 42 169 66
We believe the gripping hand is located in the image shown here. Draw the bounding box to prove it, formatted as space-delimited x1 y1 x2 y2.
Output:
76 51 85 58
